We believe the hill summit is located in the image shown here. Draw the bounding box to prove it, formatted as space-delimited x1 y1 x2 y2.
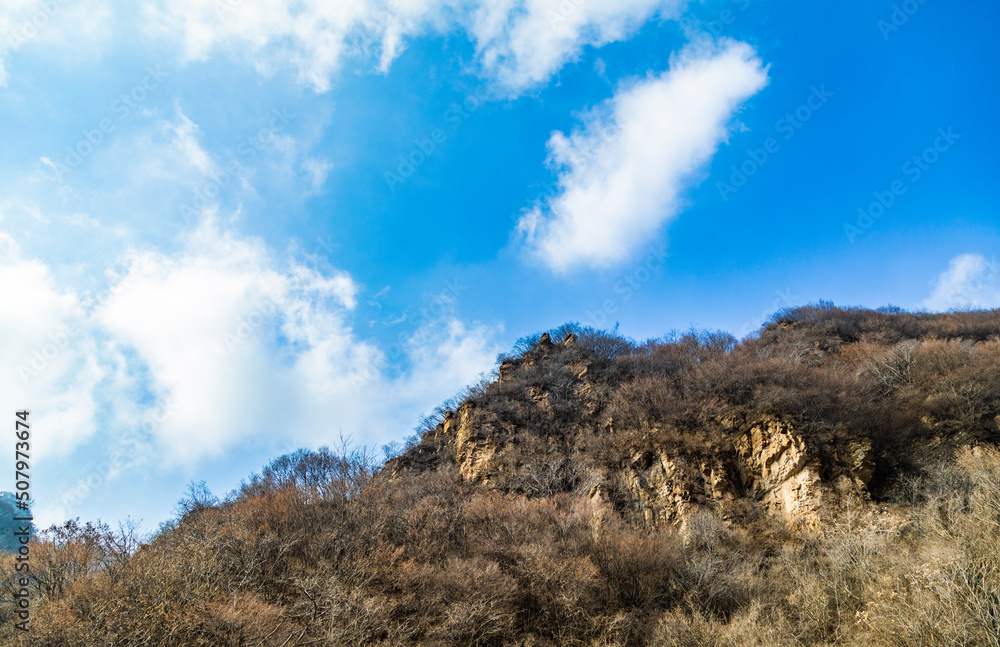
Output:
392 306 999 529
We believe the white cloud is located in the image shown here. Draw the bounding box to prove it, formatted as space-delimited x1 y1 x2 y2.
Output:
142 0 416 92
923 253 1000 311
6 0 686 92
0 218 501 525
0 233 101 461
100 219 500 463
391 316 501 410
0 0 113 85
517 39 768 272
302 157 334 194
471 0 685 91
140 0 686 93
101 238 271 435
169 111 216 177
94 220 375 463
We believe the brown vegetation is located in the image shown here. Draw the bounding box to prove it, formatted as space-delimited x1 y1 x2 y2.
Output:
1 303 998 646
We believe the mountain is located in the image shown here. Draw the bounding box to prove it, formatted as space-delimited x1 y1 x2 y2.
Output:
2 304 999 646
0 492 34 553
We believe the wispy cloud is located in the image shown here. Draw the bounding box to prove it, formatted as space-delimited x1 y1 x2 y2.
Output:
2 216 500 525
517 39 768 273
0 232 99 461
470 0 687 92
302 157 333 195
923 253 1000 311
0 0 114 85
139 0 687 94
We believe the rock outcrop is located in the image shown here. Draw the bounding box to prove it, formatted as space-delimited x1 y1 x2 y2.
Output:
732 417 873 525
618 448 735 527
392 332 878 529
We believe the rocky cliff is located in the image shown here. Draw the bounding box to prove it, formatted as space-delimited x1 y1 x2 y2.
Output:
388 318 948 529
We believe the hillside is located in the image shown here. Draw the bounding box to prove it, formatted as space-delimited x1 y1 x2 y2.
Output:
2 304 999 646
391 305 1000 529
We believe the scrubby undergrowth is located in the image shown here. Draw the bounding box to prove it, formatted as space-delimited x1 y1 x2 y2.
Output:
2 303 999 646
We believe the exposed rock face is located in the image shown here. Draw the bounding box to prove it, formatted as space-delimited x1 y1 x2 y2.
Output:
730 417 873 525
448 403 498 482
618 449 735 527
611 418 873 528
735 418 829 521
393 333 877 529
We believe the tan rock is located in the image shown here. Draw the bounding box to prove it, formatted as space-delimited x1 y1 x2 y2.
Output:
735 417 872 525
620 448 729 527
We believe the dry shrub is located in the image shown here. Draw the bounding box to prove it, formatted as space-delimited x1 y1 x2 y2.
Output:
904 339 1000 426
865 446 1000 647
177 594 297 646
651 603 798 647
431 557 520 646
10 309 1000 647
763 302 1000 345
515 543 601 640
611 376 684 430
493 454 580 497
12 446 1000 647
693 354 872 428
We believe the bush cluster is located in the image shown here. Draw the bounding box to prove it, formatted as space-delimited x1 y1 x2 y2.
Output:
4 446 998 646
2 304 998 646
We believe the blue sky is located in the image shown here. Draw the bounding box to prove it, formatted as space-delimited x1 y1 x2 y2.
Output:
0 0 997 530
